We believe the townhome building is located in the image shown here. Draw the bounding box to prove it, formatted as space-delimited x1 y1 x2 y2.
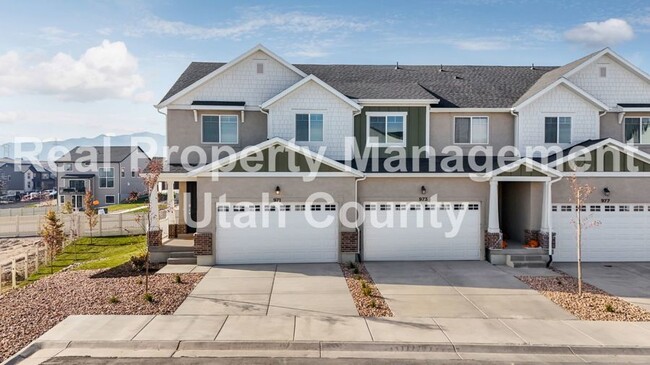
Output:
0 159 55 196
154 45 650 266
56 146 151 209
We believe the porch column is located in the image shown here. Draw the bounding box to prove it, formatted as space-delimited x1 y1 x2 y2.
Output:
166 181 176 224
487 179 500 233
540 181 550 232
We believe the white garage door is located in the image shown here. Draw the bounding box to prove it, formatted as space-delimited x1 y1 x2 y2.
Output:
552 204 650 262
363 202 481 261
215 203 338 264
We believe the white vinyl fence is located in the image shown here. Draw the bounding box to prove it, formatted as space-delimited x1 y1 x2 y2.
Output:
0 206 60 217
0 241 48 291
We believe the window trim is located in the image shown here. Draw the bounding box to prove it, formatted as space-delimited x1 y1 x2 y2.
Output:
98 167 115 189
294 112 325 142
201 114 239 144
544 115 572 144
105 195 116 205
624 116 650 145
366 111 408 147
453 116 490 145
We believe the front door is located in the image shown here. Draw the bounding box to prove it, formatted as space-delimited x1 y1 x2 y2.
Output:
72 195 83 209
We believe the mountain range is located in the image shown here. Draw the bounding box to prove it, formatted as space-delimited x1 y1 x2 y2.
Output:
0 132 166 161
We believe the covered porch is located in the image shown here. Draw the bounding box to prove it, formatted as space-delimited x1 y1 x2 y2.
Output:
485 159 562 267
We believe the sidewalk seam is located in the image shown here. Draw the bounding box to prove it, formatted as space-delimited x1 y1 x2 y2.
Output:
363 318 375 342
562 320 605 346
431 317 462 360
430 264 490 319
212 315 229 340
265 265 278 316
497 318 528 344
128 315 157 341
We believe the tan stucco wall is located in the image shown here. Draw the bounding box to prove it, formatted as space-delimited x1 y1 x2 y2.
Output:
429 112 515 154
552 177 650 204
500 182 543 242
167 110 268 164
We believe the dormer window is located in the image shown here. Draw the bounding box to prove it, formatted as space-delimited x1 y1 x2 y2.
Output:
544 116 571 144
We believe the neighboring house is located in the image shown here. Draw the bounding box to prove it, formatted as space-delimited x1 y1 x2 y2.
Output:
155 45 650 265
0 160 52 196
55 146 151 209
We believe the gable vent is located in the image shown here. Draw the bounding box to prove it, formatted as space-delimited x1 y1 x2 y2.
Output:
256 63 264 74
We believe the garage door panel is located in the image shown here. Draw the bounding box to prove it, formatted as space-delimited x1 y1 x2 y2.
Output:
363 202 481 261
216 204 338 265
552 204 650 262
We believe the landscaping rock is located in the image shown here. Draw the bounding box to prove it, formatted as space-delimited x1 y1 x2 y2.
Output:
0 267 203 362
340 263 392 317
517 271 650 322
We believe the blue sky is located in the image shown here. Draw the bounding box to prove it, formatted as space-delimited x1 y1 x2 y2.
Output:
1 0 649 144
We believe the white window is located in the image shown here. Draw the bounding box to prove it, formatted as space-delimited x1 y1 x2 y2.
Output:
366 112 407 147
120 168 125 178
295 113 323 142
68 179 85 191
454 116 489 144
99 167 114 188
544 116 571 144
105 195 115 204
201 115 238 144
624 117 650 144
60 195 65 204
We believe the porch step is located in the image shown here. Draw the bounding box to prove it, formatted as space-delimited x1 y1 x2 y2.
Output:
506 254 549 268
169 251 195 259
177 233 194 240
167 257 197 265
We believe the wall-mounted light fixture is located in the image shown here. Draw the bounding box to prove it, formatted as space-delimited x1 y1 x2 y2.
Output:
421 186 427 195
275 186 281 195
603 187 610 196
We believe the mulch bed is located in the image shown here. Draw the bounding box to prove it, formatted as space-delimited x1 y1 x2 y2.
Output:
518 270 650 321
0 265 203 362
340 263 392 317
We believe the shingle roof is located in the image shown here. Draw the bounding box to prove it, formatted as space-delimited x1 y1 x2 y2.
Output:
159 61 557 108
56 146 143 163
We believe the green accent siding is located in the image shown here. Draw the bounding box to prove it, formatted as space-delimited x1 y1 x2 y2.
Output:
218 146 340 173
499 165 546 177
558 147 650 173
354 106 427 158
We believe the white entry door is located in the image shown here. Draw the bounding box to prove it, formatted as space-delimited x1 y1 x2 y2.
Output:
363 202 481 261
552 204 650 262
215 203 339 265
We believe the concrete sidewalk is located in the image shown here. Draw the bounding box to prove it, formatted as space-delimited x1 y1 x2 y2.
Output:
6 314 650 364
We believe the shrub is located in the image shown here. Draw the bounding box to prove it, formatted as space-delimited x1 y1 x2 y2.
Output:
143 293 154 303
137 278 143 285
108 295 119 304
369 299 377 308
354 274 361 280
361 280 368 289
174 274 182 284
362 286 372 297
605 303 615 313
353 267 360 274
130 252 148 272
348 262 355 269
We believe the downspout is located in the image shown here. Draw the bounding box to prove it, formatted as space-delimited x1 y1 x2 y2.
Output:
259 107 270 139
546 175 563 268
354 175 367 262
510 108 519 153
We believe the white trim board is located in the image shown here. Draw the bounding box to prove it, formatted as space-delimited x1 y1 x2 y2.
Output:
548 138 650 168
514 78 609 111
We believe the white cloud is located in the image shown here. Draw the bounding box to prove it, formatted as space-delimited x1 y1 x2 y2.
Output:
0 40 150 102
126 11 369 40
38 26 79 44
565 18 634 46
0 111 19 124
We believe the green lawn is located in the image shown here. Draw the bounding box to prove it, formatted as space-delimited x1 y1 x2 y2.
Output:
28 235 146 282
106 202 148 213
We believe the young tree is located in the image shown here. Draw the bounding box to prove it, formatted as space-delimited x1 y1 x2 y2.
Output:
568 175 601 295
62 200 79 261
140 159 163 297
84 190 99 245
40 210 65 274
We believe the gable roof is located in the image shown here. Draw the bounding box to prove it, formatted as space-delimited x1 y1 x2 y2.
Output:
261 75 361 110
157 44 307 107
546 138 650 168
188 137 363 177
514 78 609 110
488 158 562 178
56 146 147 163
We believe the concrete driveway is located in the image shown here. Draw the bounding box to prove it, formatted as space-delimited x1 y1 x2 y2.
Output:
175 263 357 316
554 262 650 311
365 261 575 319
